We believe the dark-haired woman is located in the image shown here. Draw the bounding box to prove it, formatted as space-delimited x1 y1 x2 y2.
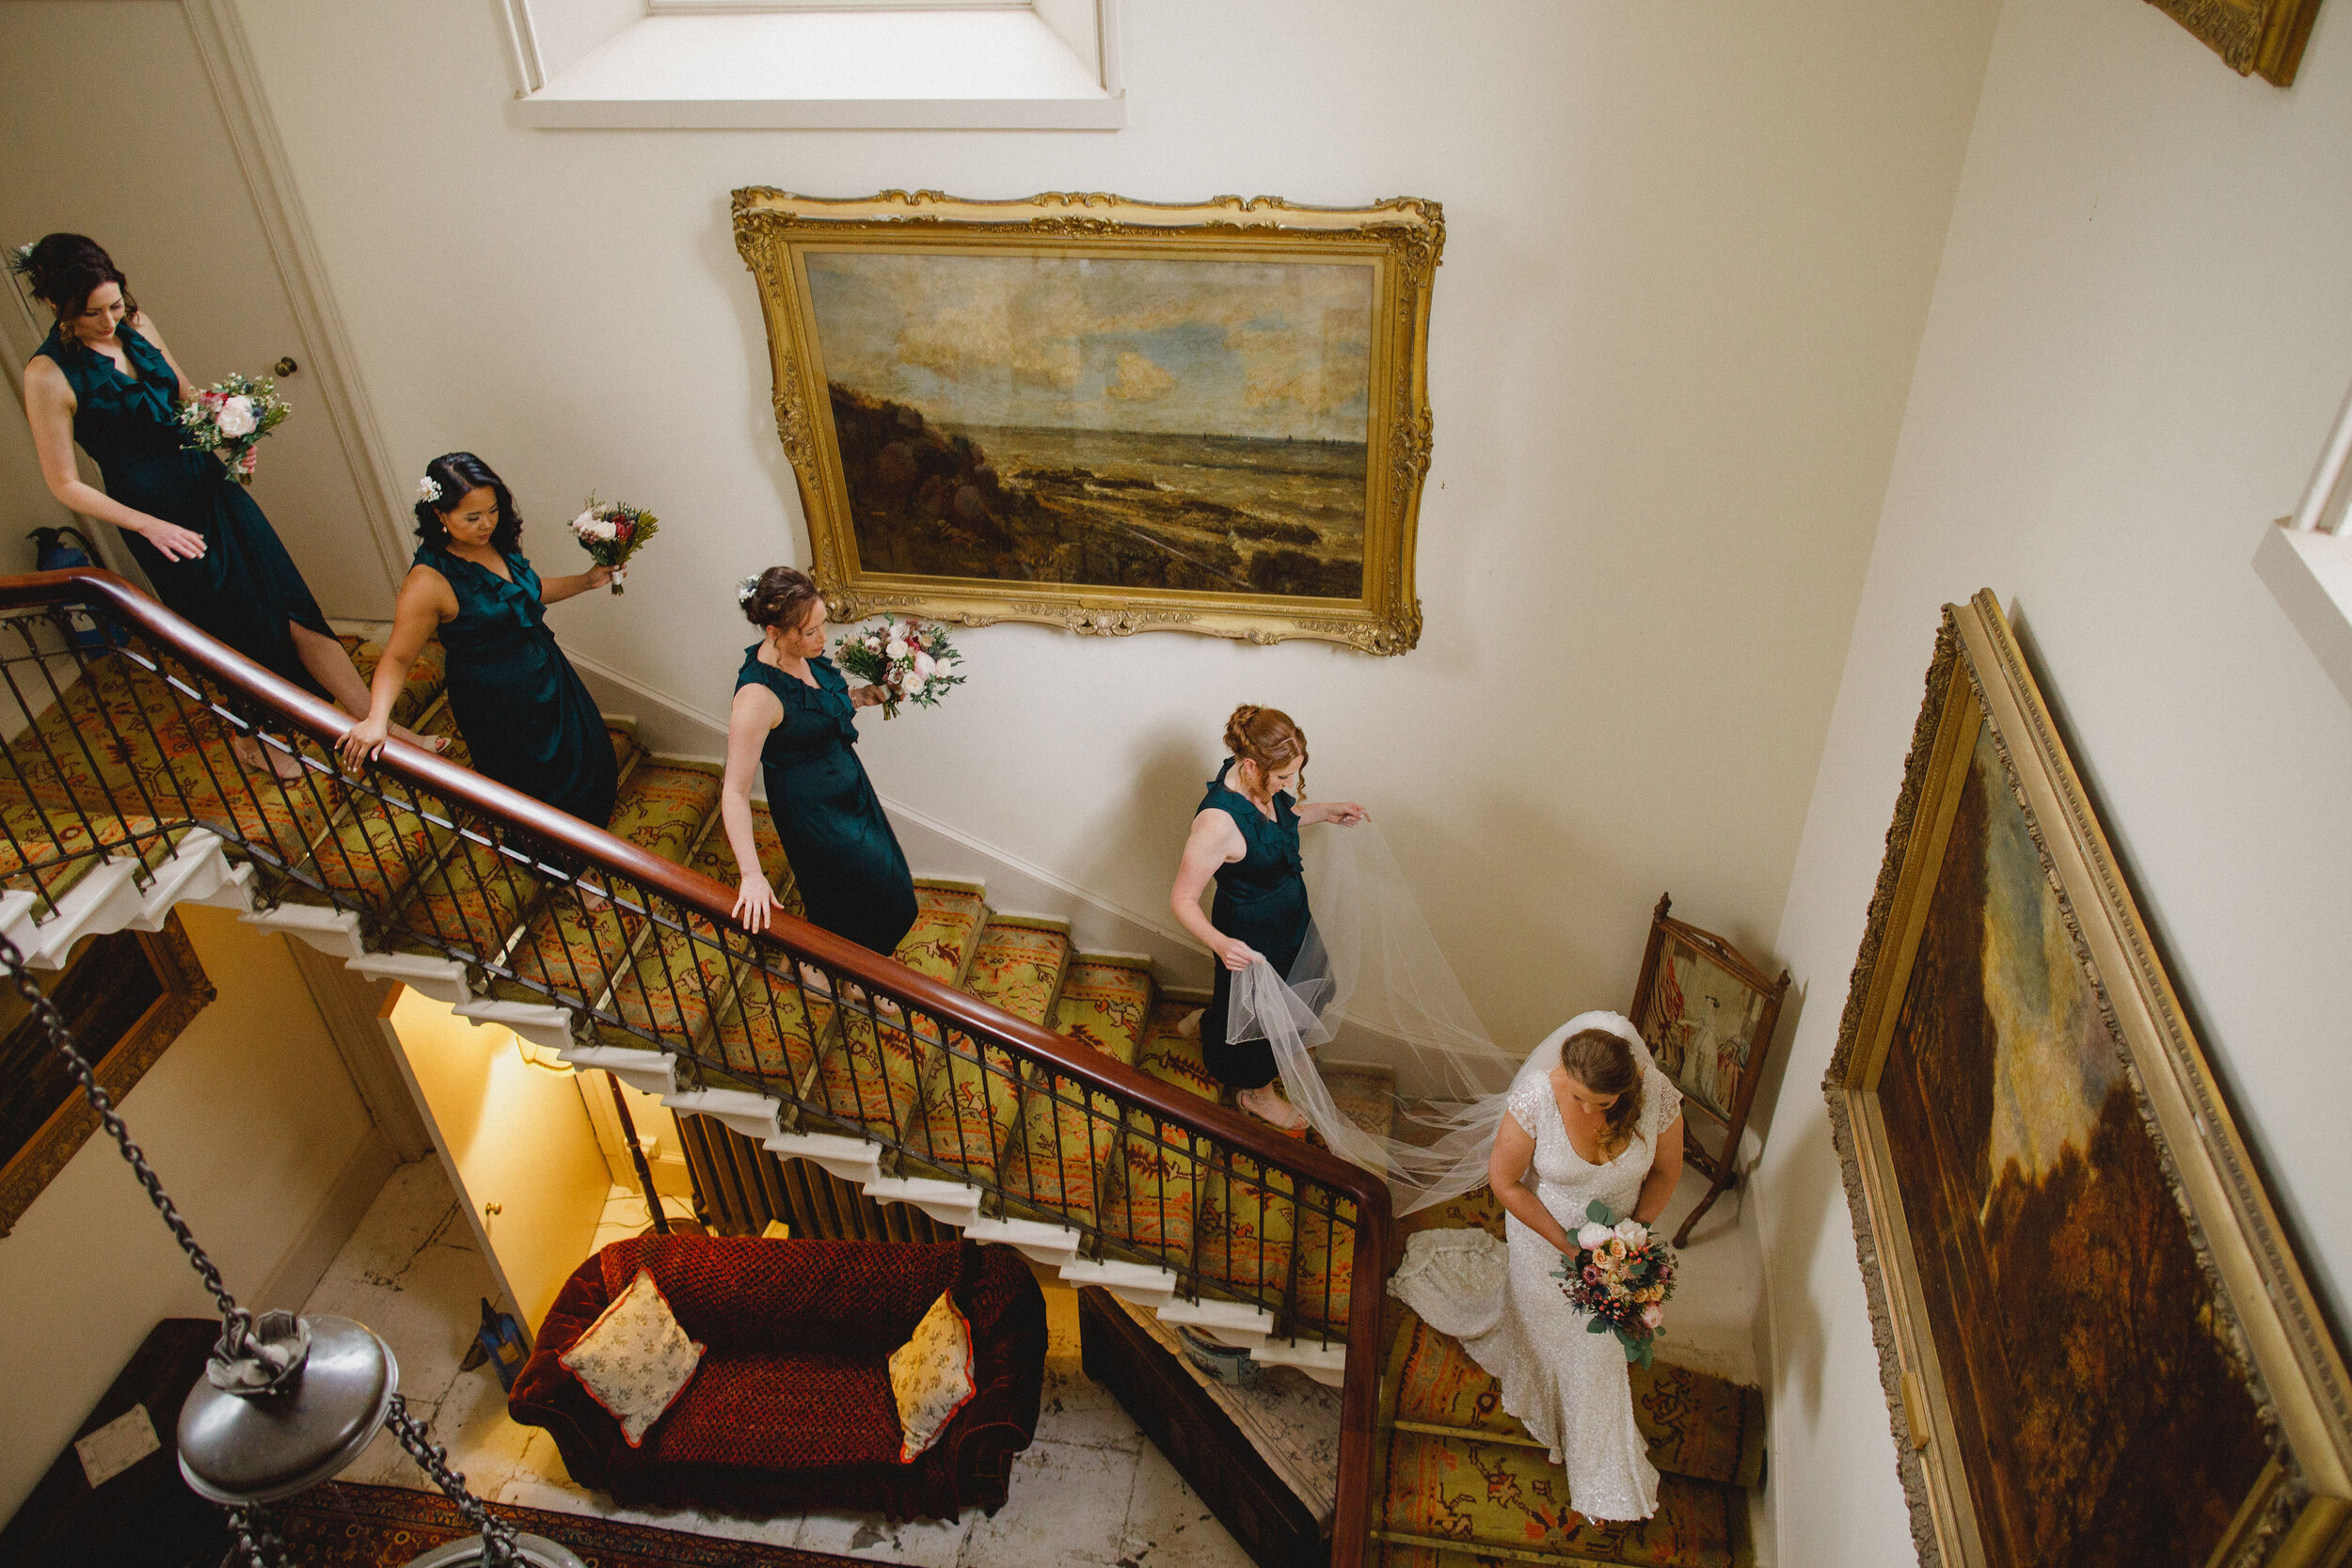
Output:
721 566 915 954
1168 705 1366 1129
338 452 617 828
16 233 432 776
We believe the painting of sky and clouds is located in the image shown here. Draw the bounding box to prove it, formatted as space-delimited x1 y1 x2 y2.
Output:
804 251 1376 598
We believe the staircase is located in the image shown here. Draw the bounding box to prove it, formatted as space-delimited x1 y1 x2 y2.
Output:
0 573 1761 1568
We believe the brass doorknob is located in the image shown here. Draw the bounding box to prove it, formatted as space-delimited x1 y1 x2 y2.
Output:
271 356 298 377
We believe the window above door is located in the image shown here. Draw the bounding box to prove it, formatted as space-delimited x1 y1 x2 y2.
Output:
498 0 1124 129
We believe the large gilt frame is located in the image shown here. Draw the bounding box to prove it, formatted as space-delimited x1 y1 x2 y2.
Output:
1825 592 2352 1568
0 915 214 1237
731 188 1441 655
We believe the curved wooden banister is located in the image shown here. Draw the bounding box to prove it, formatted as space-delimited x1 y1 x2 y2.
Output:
1 566 1390 1567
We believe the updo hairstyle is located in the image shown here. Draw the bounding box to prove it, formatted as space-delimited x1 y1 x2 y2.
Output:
413 451 522 553
1225 705 1308 794
742 566 823 637
19 234 137 331
1559 1028 1646 1158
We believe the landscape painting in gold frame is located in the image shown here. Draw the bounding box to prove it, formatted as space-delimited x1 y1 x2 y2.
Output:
1824 591 2352 1568
732 189 1441 655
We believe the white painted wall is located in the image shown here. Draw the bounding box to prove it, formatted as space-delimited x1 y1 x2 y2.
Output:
0 908 380 1520
1755 0 2352 1561
217 0 1998 1056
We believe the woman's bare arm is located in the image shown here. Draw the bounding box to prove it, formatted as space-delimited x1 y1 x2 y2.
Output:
20 356 207 560
1490 1117 1577 1253
1169 808 1254 969
337 566 454 768
1630 1115 1685 1227
721 683 786 930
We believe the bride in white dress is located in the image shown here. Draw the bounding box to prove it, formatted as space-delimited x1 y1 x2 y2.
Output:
1389 1011 1684 1522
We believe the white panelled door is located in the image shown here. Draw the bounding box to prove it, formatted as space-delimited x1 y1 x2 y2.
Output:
0 1 396 616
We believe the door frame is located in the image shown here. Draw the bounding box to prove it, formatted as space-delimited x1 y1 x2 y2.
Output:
0 0 410 594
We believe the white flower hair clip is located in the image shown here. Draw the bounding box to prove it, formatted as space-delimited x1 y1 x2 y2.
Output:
6 243 33 278
417 475 442 503
736 577 759 606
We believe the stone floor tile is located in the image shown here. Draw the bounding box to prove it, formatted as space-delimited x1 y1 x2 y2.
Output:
1119 1442 1260 1568
797 1506 975 1567
958 1438 1139 1568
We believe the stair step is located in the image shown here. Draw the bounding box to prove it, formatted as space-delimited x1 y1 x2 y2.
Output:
498 758 722 1006
611 816 815 1084
960 913 1073 1026
1388 1301 1766 1490
893 879 987 988
893 912 1073 1189
1375 1433 1744 1568
341 634 448 730
1053 952 1155 1066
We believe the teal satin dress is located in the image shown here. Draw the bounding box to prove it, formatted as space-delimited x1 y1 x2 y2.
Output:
738 648 916 955
419 545 617 828
1200 757 1313 1090
36 325 331 696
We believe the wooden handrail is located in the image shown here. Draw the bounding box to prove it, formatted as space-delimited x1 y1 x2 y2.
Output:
4 568 1391 1565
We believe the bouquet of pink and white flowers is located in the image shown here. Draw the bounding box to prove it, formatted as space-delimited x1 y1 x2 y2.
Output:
568 499 659 594
1553 1200 1677 1368
179 372 290 484
834 616 965 719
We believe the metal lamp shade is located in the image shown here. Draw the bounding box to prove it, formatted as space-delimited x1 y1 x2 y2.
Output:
405 1534 590 1568
177 1315 398 1505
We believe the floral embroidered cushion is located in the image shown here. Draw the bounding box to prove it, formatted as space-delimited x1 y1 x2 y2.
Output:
887 1290 976 1462
558 1267 706 1448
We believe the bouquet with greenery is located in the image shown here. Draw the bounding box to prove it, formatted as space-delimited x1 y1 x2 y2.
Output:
179 372 291 484
834 616 965 719
1552 1199 1677 1368
568 499 658 594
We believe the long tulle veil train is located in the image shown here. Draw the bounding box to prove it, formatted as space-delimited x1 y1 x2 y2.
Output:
1223 819 1570 1213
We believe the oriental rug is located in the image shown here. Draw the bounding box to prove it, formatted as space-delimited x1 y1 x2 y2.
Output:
273 1481 869 1567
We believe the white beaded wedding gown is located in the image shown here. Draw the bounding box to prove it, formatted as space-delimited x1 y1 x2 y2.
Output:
1389 1052 1682 1523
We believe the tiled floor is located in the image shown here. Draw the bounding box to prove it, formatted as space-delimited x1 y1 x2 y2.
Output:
303 1158 1257 1568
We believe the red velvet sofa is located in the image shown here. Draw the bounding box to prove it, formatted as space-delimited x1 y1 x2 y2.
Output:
507 1234 1046 1520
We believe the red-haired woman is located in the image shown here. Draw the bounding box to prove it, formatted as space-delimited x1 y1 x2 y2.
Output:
1168 705 1365 1128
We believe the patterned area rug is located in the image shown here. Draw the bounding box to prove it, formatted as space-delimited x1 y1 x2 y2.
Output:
275 1481 867 1567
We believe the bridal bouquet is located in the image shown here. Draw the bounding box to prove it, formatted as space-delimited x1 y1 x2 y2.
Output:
1554 1200 1677 1368
569 499 659 594
834 616 965 719
179 372 290 484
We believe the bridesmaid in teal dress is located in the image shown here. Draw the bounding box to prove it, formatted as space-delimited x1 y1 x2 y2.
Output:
339 452 618 827
17 234 437 776
721 566 916 953
1168 705 1366 1129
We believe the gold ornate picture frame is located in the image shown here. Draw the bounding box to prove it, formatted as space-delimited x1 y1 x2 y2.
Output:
1825 592 2351 1568
2149 0 2324 86
0 914 214 1236
732 189 1441 655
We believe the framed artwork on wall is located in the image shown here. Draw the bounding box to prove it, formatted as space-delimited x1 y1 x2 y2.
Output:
1825 591 2352 1568
2148 0 2324 86
732 189 1443 655
0 914 215 1236
1628 895 1788 1247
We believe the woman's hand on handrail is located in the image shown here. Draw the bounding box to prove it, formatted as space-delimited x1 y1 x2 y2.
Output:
337 713 391 770
733 870 780 933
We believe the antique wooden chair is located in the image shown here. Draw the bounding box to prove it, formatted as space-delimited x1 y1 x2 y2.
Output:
1629 895 1790 1247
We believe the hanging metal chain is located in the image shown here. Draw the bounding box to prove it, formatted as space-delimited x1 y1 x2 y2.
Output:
0 931 253 1360
385 1393 521 1566
225 1505 289 1568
